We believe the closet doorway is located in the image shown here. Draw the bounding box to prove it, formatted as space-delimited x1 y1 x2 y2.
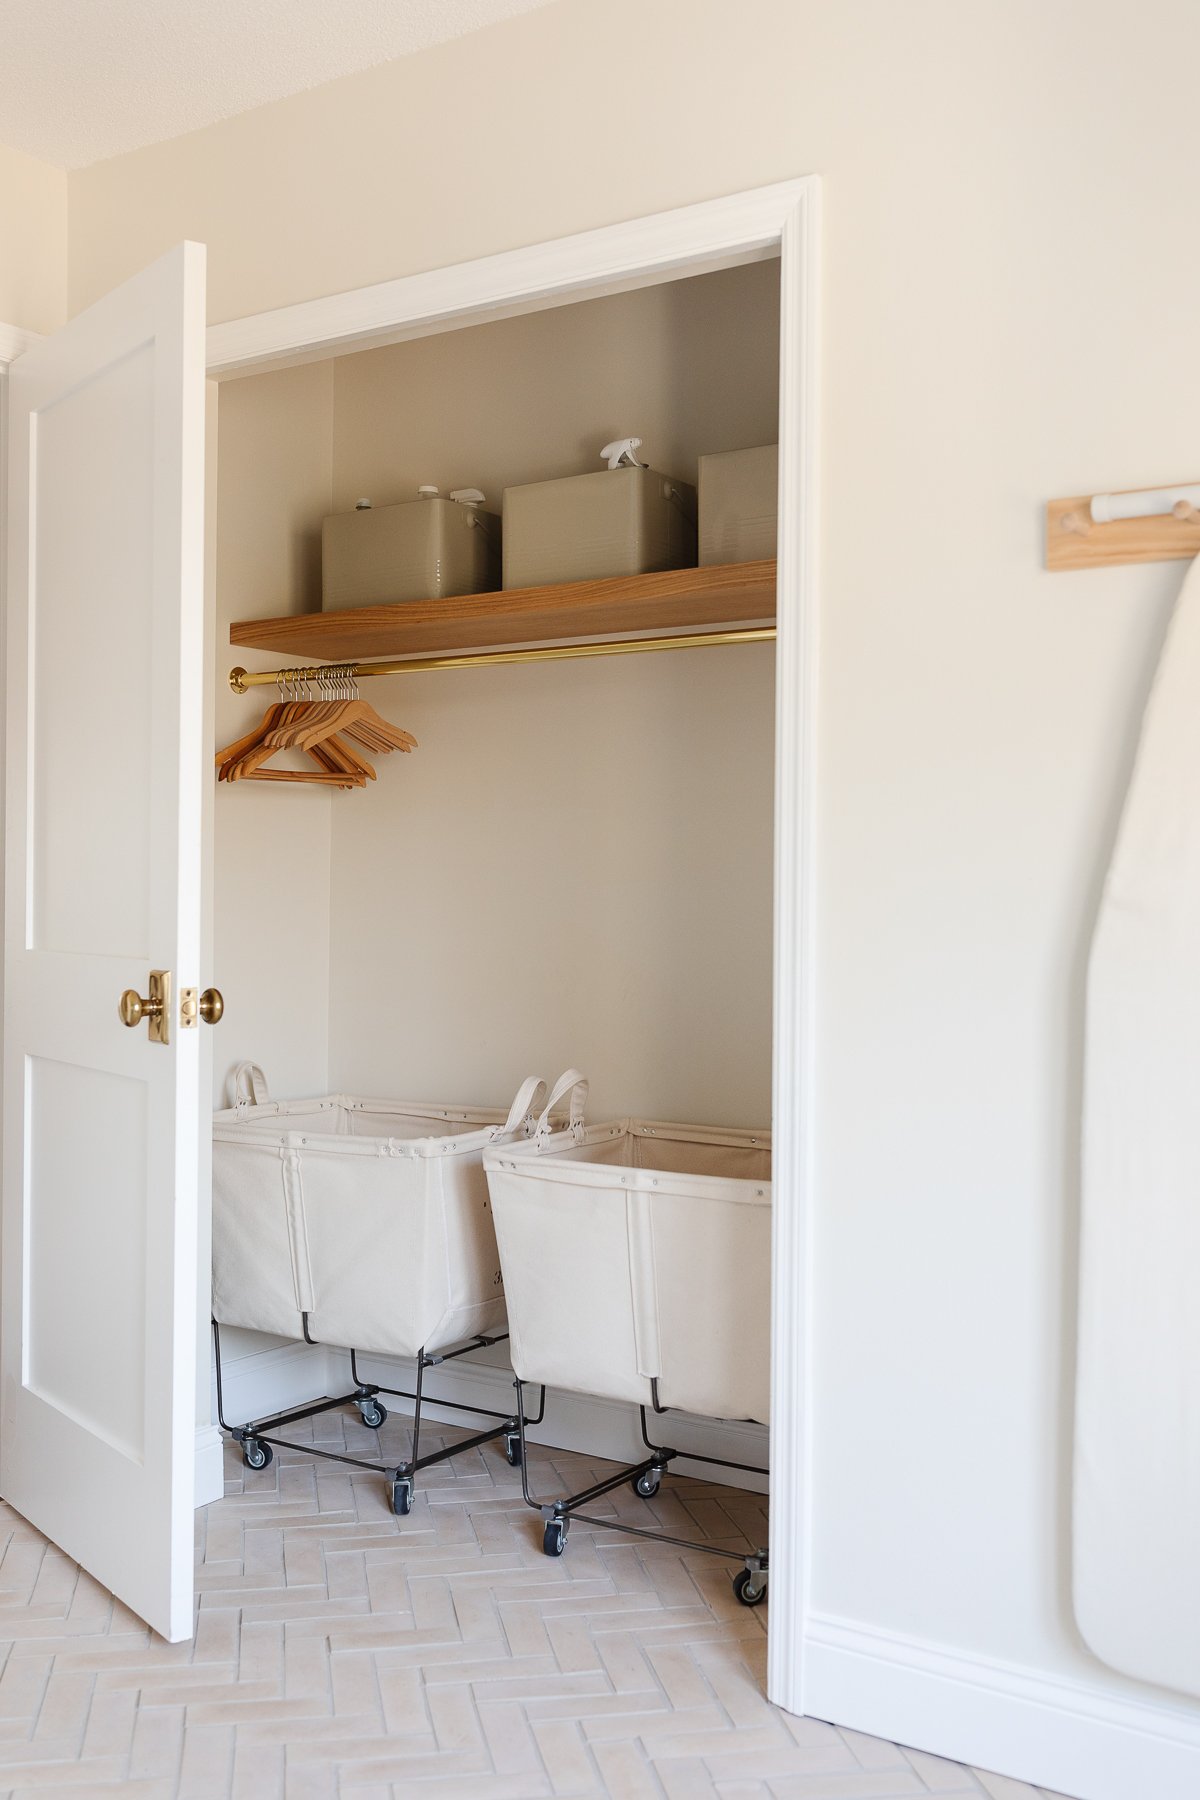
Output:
1 180 818 1701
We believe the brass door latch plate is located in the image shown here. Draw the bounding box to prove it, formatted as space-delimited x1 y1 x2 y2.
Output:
180 986 225 1028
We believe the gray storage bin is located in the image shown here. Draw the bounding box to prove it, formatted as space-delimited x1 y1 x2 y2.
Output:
502 438 696 589
698 444 778 566
322 487 500 609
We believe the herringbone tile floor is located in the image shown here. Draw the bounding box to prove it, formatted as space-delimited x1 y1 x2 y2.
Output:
0 1405 1072 1799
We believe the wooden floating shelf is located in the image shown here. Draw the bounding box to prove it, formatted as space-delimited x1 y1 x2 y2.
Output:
230 559 777 660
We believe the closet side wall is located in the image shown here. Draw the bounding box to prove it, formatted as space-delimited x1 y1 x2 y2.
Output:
324 266 779 1125
214 361 335 1108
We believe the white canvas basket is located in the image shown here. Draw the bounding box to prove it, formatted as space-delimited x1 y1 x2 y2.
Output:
483 1072 772 1424
212 1063 546 1358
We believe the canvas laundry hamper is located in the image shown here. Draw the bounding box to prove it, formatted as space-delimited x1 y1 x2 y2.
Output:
483 1072 771 1424
212 1064 547 1358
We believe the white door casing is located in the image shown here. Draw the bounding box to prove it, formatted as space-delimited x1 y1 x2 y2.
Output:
2 243 207 1643
205 179 821 1710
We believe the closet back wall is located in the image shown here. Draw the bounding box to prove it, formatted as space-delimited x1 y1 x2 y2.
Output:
326 263 779 1122
214 261 780 1125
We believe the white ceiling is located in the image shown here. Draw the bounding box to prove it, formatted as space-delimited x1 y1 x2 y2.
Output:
0 0 560 170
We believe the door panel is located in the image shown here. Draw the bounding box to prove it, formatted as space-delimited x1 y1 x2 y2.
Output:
3 242 207 1643
27 1055 148 1455
31 342 156 958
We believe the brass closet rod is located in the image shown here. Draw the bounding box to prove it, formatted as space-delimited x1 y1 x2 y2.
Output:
228 625 776 693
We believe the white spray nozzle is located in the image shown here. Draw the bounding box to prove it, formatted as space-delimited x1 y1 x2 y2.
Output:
449 487 486 506
355 497 372 510
600 437 645 470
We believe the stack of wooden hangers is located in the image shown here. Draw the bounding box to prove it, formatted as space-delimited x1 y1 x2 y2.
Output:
215 695 417 788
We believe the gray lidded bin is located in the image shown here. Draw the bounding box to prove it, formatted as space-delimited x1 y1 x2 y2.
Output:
322 492 500 610
698 444 778 567
502 463 697 590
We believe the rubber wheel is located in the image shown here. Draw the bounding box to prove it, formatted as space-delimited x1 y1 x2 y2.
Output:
358 1399 387 1430
542 1518 568 1558
732 1567 767 1607
242 1439 273 1472
631 1468 662 1498
503 1431 522 1468
391 1475 414 1517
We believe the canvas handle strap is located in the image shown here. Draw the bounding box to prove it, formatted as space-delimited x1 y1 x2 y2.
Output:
231 1061 270 1109
534 1069 588 1145
493 1075 548 1140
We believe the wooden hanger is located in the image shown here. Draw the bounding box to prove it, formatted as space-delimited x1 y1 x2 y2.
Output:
216 700 370 786
214 702 285 778
271 698 416 756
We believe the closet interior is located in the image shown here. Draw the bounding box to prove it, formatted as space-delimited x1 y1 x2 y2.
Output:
209 255 781 1581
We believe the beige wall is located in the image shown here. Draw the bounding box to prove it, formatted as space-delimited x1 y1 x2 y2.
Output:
327 264 778 1119
71 0 1200 1738
0 142 66 333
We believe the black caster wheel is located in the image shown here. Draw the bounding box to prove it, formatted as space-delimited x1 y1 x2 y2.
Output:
631 1467 662 1499
503 1429 522 1468
242 1438 273 1472
732 1567 768 1607
391 1474 415 1517
357 1398 387 1430
542 1517 568 1558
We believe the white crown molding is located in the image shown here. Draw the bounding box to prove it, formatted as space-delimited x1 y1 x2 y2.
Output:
804 1613 1200 1800
0 322 42 366
205 178 815 379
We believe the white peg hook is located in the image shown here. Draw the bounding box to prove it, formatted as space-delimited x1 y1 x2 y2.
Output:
1090 483 1200 525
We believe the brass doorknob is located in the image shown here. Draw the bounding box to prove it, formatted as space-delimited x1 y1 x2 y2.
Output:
199 987 224 1025
119 970 171 1043
119 989 160 1028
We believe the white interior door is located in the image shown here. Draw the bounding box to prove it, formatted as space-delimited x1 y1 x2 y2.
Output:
2 242 207 1643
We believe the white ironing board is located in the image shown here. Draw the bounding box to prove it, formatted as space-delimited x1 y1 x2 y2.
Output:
1076 552 1200 1697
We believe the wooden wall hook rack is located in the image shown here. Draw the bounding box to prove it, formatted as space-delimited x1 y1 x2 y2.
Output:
1047 481 1200 571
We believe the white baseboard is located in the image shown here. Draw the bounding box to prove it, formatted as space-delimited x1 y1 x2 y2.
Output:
803 1613 1200 1800
342 1346 769 1495
194 1423 225 1507
210 1334 331 1435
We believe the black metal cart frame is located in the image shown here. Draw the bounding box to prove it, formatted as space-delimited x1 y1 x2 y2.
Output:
512 1376 769 1606
213 1323 768 1605
212 1318 525 1516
